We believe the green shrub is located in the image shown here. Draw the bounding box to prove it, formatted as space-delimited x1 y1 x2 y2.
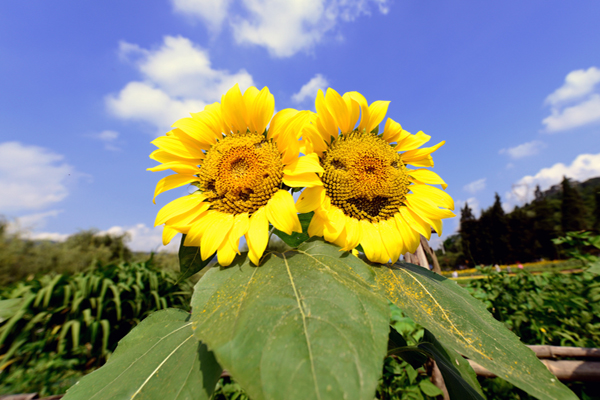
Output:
0 259 192 396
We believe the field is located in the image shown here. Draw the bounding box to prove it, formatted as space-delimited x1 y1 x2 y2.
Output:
0 226 599 399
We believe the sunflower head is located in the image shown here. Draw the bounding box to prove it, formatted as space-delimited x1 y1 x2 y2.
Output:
321 130 410 223
149 84 322 266
298 88 455 264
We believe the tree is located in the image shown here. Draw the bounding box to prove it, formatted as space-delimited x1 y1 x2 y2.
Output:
532 185 558 260
459 202 477 266
561 177 588 233
594 190 600 232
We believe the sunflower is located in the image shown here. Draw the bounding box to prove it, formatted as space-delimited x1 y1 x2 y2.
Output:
297 89 455 264
149 84 323 266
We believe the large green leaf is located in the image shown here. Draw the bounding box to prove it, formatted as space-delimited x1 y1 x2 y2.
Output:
419 329 484 400
373 262 577 400
191 239 390 400
63 309 221 400
177 234 214 283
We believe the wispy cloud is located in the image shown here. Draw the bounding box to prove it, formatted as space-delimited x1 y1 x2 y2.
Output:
292 74 328 104
0 142 77 213
508 152 600 204
463 178 486 194
172 0 390 58
542 67 600 132
499 140 545 159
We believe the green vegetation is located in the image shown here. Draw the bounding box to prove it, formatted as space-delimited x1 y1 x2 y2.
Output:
0 259 192 396
437 176 600 269
0 217 178 285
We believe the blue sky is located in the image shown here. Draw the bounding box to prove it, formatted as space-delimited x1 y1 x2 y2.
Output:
1 0 600 252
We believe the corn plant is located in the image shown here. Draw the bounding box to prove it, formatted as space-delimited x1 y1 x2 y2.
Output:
0 259 192 395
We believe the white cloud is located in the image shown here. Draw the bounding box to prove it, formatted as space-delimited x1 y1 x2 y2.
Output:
7 210 62 231
173 0 390 58
106 36 254 135
0 142 76 213
499 140 545 159
508 152 600 204
172 0 233 32
87 130 121 151
99 223 180 253
292 74 329 103
463 178 486 194
545 67 600 106
542 94 600 132
542 67 600 132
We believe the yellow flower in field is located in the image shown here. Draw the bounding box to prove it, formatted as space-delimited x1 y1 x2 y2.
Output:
149 84 323 266
297 89 455 264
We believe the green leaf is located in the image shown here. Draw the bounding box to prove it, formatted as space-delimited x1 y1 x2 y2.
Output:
272 212 313 247
177 234 214 283
373 262 577 400
418 379 443 397
63 309 221 400
0 298 26 323
191 239 390 400
387 327 428 370
418 330 484 400
587 260 600 274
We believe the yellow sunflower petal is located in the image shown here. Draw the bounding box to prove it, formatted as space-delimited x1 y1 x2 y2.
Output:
184 210 220 246
406 194 455 220
147 161 199 175
221 84 247 134
266 190 301 235
323 206 346 243
359 220 382 262
379 218 402 263
366 101 390 134
243 86 260 134
406 155 434 168
382 118 403 143
343 92 361 131
341 217 362 251
154 193 206 226
326 88 351 134
347 92 370 132
308 211 327 237
410 184 455 210
162 226 179 245
396 131 431 152
403 198 445 236
217 236 239 266
408 169 448 190
399 207 432 240
228 213 250 251
151 136 205 159
315 90 338 139
152 174 198 204
401 141 445 165
191 102 227 137
283 172 324 188
251 87 275 134
172 118 219 148
283 153 324 175
246 206 269 266
394 213 420 254
149 149 202 165
296 186 326 213
268 109 298 141
201 213 234 261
